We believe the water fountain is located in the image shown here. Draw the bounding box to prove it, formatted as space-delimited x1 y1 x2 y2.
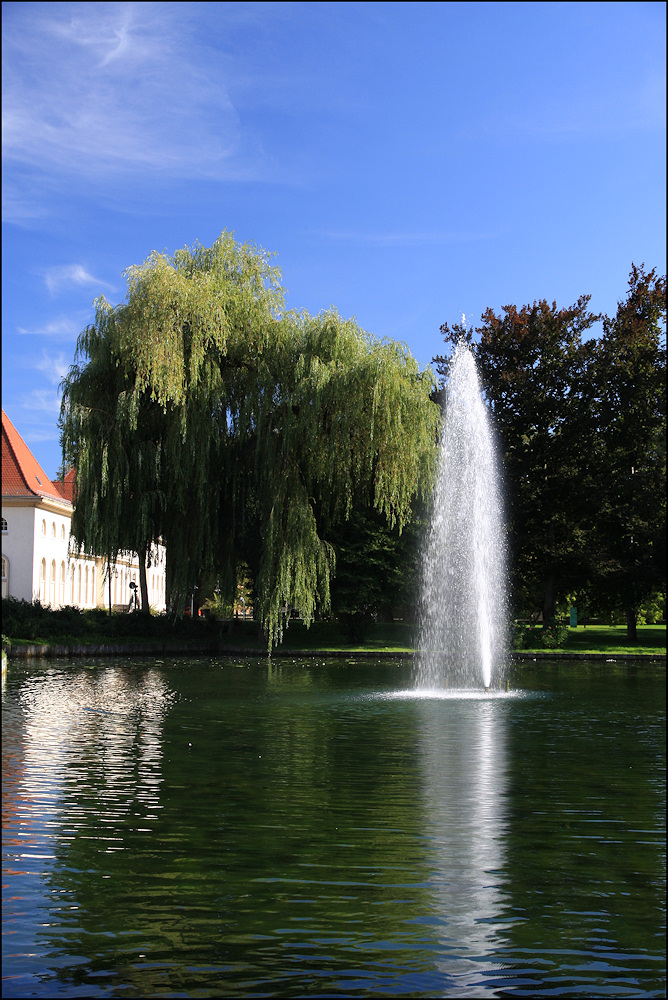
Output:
415 338 507 690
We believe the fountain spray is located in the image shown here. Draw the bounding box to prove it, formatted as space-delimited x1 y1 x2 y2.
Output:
415 339 507 690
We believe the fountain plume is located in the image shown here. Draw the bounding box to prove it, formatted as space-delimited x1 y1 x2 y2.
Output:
416 339 507 689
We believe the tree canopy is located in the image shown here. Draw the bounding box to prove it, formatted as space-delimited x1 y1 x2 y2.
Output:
435 265 666 635
60 232 439 645
435 296 600 622
587 265 666 638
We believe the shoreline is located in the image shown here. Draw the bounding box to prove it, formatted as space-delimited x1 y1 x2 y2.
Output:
3 641 665 663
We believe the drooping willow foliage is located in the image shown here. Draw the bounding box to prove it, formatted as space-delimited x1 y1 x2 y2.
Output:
60 232 439 646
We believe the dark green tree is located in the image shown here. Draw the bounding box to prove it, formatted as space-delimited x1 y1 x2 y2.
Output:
326 503 425 640
587 265 666 640
435 299 600 622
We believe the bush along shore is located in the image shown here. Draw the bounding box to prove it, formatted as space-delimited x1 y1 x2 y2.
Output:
1 600 665 661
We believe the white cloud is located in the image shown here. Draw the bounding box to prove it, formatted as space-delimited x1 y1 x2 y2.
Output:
45 264 114 295
18 316 82 338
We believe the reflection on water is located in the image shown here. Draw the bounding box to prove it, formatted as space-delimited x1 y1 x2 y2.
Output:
3 664 175 996
416 697 511 993
2 659 665 998
17 666 174 832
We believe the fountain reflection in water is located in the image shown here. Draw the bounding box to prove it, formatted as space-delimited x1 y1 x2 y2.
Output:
417 698 511 991
416 339 507 690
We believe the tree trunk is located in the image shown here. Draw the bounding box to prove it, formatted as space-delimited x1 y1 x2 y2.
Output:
542 569 556 624
625 607 637 644
139 547 150 616
542 521 556 624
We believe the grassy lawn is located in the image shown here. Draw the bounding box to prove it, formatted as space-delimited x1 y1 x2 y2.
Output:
517 624 666 656
275 620 413 651
228 621 666 657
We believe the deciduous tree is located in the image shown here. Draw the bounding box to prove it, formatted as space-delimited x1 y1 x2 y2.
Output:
60 233 439 645
588 265 666 640
435 298 600 622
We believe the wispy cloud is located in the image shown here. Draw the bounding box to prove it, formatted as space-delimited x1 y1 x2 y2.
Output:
34 351 71 386
17 315 84 338
2 2 259 183
45 264 115 295
20 388 63 418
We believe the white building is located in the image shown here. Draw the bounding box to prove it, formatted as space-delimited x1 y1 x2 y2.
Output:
2 410 166 612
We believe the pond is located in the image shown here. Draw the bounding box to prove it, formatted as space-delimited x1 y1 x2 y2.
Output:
2 656 665 998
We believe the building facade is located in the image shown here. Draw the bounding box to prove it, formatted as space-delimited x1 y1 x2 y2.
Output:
2 411 166 612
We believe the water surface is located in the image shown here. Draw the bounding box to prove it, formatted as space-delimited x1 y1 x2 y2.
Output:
2 657 665 997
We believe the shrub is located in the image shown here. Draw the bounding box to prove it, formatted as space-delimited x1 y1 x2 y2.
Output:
541 620 569 648
511 622 531 649
637 591 665 625
200 592 234 621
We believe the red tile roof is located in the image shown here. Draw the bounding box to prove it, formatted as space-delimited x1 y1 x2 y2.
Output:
2 410 70 505
53 467 76 503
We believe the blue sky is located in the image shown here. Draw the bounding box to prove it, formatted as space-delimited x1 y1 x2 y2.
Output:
2 1 666 477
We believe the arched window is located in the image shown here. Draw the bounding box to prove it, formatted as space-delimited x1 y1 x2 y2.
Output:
40 558 47 603
91 566 96 607
50 559 56 606
61 524 66 540
71 564 76 604
77 564 82 605
1 555 8 598
85 565 89 605
60 562 66 604
41 519 46 536
51 522 56 538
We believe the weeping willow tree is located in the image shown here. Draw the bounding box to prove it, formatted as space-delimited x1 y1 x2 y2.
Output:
60 232 439 644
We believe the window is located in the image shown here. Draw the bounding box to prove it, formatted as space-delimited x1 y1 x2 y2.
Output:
61 524 66 540
1 517 7 533
40 558 47 603
51 522 56 538
50 560 56 606
41 519 46 536
1 555 8 599
60 562 66 605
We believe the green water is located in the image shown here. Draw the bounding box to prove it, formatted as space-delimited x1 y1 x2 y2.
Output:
2 657 665 997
